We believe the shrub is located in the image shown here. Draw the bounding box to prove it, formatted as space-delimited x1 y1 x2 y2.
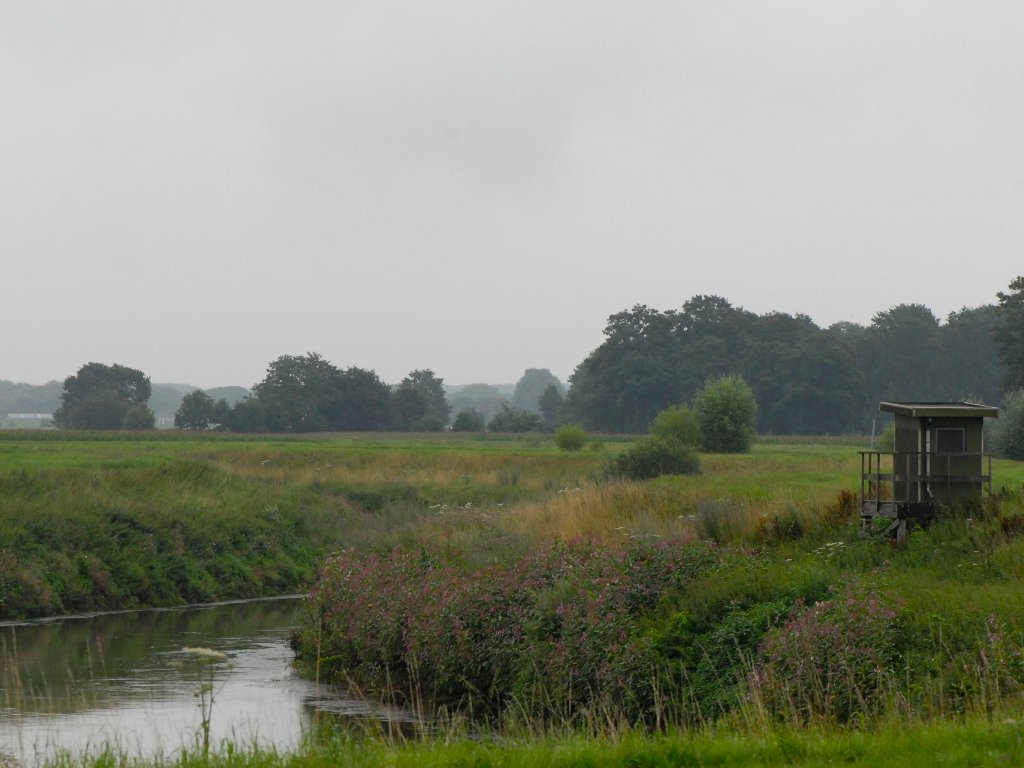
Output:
553 425 587 451
303 540 719 722
651 404 701 447
451 408 486 432
994 390 1024 460
488 405 545 433
751 586 899 724
609 437 700 480
693 375 757 453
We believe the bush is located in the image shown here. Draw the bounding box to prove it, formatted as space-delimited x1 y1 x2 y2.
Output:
751 586 899 723
651 404 701 447
451 408 486 432
609 437 700 480
488 405 545 433
553 425 587 451
303 540 719 722
994 390 1024 460
694 375 757 453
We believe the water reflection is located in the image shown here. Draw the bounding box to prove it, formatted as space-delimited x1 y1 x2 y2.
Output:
0 597 400 766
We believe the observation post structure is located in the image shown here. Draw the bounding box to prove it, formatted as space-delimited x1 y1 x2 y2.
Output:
860 401 999 543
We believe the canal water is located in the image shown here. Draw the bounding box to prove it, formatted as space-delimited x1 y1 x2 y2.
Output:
0 597 406 766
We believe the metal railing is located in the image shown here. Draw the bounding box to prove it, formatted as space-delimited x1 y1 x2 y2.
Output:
860 451 992 515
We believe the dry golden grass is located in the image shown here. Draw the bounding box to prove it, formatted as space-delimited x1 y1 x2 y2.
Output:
491 445 864 548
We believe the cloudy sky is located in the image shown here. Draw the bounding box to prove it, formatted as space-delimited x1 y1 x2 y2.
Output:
2 2 1022 389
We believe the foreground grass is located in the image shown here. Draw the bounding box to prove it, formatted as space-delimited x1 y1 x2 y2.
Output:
47 715 1024 768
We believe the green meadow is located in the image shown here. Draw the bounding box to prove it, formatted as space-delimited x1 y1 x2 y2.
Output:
5 431 1024 766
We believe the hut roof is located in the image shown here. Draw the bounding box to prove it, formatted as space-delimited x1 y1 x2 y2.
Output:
879 401 1000 419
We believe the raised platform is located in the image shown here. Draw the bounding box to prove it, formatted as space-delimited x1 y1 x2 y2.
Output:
860 500 937 520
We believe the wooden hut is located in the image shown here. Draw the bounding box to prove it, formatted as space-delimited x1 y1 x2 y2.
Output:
860 401 999 542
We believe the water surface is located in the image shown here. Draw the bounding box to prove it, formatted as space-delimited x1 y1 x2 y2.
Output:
0 597 402 766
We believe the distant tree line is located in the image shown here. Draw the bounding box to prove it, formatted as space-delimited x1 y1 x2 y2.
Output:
41 278 1024 437
171 354 453 433
46 357 568 434
564 294 1009 435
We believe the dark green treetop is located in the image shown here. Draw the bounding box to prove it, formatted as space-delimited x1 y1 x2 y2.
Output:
53 362 154 430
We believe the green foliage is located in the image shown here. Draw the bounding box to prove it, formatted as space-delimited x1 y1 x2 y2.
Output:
609 437 700 480
511 368 565 413
393 369 450 431
650 404 700 446
43 717 1024 767
53 362 153 430
175 390 216 430
251 353 344 432
488 404 545 433
0 458 344 619
694 374 757 453
538 383 565 428
754 586 900 723
451 408 486 432
996 276 1024 391
994 390 1024 460
304 540 718 721
565 296 1004 436
248 354 392 432
553 424 587 451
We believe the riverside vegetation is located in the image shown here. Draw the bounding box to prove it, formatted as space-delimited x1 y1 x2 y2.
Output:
5 430 1024 766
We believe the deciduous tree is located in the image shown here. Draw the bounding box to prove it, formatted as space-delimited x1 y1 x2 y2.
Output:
175 390 216 430
694 374 757 453
53 362 154 430
996 276 1024 391
393 370 450 431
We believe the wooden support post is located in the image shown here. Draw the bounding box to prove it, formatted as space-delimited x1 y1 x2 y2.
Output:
896 518 908 545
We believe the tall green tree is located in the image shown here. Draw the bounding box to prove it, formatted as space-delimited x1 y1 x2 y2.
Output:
996 276 1024 391
53 362 154 430
251 353 345 432
537 383 565 429
393 370 450 431
858 304 943 402
335 367 393 431
174 390 216 430
565 305 685 433
942 305 1004 404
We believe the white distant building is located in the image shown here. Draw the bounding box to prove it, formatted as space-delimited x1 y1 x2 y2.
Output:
4 413 54 428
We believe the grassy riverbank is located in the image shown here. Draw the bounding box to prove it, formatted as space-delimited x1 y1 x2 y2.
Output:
1 430 884 619
0 431 606 619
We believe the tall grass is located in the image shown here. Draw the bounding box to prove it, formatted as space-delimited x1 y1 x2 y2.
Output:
36 714 1024 768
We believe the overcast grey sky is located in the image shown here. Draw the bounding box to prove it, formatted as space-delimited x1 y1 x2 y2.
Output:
2 1 1022 388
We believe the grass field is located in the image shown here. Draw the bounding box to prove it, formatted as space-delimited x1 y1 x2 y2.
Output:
5 430 1024 766
35 716 1024 768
